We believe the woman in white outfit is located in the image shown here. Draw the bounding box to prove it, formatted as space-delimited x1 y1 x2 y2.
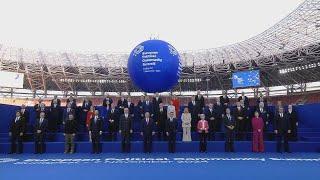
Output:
181 107 192 141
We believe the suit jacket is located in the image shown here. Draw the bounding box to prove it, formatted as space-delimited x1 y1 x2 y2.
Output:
220 96 230 106
141 118 155 135
195 95 205 109
255 107 269 123
34 118 48 134
63 108 76 122
274 113 291 133
89 116 103 134
66 98 77 109
119 114 133 133
34 104 48 119
102 97 113 108
51 99 61 108
287 110 298 127
223 115 236 132
126 102 135 115
166 118 178 133
197 120 209 133
152 97 163 113
205 108 216 122
238 96 249 107
142 101 154 116
156 108 167 127
214 103 224 119
117 99 128 108
82 100 92 111
9 117 25 135
233 106 245 121
20 108 29 124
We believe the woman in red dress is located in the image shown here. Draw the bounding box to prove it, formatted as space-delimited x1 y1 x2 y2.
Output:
86 106 95 141
251 111 264 152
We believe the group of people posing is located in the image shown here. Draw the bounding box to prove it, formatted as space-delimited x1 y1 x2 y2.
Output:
9 91 298 154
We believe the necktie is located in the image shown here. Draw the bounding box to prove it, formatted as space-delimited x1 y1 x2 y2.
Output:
15 117 19 123
146 118 149 124
40 118 43 125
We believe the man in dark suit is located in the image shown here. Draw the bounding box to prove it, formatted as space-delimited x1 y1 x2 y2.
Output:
287 104 298 141
34 112 48 154
119 108 133 153
233 102 245 140
220 90 229 113
195 90 205 112
49 98 62 132
107 104 120 141
117 96 128 114
66 94 77 109
141 112 155 153
238 91 249 108
20 104 29 134
142 96 154 118
63 103 76 123
205 103 216 141
89 110 103 154
51 95 61 108
102 94 113 108
214 98 224 132
224 108 236 152
166 112 178 153
9 111 25 154
274 107 291 153
155 103 167 140
34 99 48 119
81 97 92 130
126 97 135 117
152 92 163 113
188 96 198 132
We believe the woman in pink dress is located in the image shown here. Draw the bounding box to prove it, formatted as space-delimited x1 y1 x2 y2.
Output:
252 111 264 152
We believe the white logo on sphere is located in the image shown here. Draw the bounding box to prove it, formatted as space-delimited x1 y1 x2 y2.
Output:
133 45 144 56
168 45 178 56
0 158 19 163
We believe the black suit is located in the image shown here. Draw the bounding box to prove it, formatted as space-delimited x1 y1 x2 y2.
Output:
34 118 48 154
238 96 249 108
20 109 29 133
152 97 163 113
155 107 167 140
166 118 178 153
274 113 291 152
9 117 25 154
107 109 120 141
233 106 245 140
195 95 205 110
141 118 155 153
34 104 48 119
220 96 230 113
89 116 103 153
117 99 128 114
205 108 216 140
287 110 298 141
49 104 62 132
224 115 236 152
66 98 77 109
188 101 199 132
102 97 113 108
214 103 224 132
119 114 133 152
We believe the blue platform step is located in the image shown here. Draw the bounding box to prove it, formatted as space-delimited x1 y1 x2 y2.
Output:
1 141 320 153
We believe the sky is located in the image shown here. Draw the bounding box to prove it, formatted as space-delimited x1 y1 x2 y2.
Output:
0 0 305 53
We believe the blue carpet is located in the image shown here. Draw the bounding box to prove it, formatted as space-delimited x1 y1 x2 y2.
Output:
1 153 320 180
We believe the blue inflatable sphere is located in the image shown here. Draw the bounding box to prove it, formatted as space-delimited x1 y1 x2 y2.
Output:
128 40 181 93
